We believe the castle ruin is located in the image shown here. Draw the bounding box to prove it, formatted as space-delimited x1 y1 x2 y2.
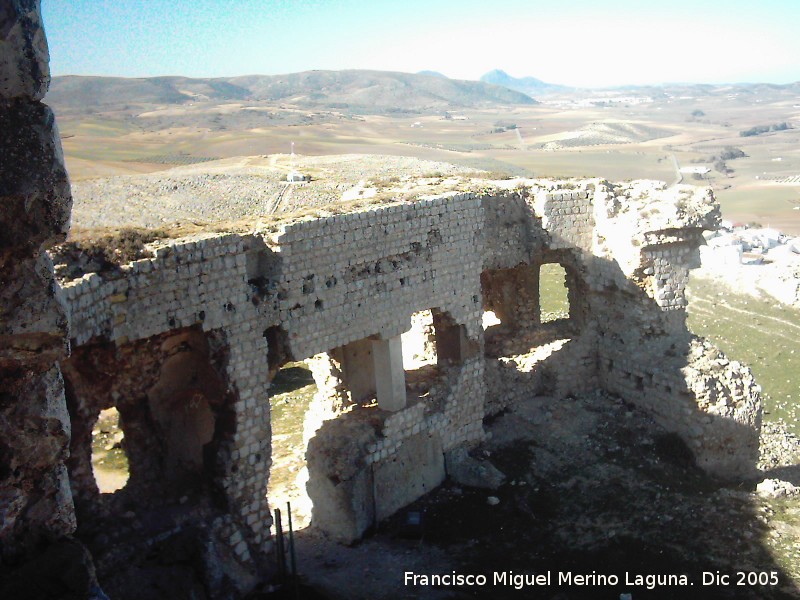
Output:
0 3 762 598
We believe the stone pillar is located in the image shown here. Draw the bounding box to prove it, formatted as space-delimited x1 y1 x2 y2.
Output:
371 336 406 411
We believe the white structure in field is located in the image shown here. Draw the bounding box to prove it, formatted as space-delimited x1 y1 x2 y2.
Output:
286 142 307 182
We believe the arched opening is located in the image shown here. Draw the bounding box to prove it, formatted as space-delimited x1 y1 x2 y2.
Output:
64 327 235 508
480 256 588 413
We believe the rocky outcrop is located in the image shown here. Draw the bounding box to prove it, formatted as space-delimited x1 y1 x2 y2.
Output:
0 1 99 595
0 0 51 101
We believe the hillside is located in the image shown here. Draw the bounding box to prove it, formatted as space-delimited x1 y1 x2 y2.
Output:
480 69 570 97
47 70 537 114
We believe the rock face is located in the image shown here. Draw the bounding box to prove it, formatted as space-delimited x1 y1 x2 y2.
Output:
0 1 97 596
0 0 51 101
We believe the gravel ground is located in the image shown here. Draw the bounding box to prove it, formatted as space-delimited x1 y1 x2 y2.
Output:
69 154 482 231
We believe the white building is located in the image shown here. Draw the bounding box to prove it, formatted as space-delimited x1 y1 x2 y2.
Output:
679 166 711 175
700 244 743 268
740 228 781 250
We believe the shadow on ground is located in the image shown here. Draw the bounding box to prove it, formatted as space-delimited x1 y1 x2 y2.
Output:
267 391 799 600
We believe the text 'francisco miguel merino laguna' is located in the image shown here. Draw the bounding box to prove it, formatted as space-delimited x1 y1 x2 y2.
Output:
404 571 693 590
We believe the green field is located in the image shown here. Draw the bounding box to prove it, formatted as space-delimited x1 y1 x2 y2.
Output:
687 275 800 434
539 263 570 321
540 265 799 434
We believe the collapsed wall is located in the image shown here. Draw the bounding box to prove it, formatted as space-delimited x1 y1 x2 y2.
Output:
480 181 761 477
588 182 762 476
480 188 597 414
53 179 762 568
59 194 486 548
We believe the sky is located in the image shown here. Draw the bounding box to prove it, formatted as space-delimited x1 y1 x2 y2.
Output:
42 0 800 87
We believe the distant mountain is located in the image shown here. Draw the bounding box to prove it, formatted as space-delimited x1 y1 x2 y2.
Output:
480 69 571 97
46 75 251 109
598 80 800 99
47 70 537 114
417 70 448 79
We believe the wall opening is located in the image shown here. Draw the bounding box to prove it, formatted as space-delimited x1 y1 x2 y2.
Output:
481 260 586 413
538 262 571 324
265 324 293 380
267 359 316 529
480 264 539 358
402 308 472 406
63 326 236 513
90 407 129 494
304 311 475 542
482 310 502 330
403 309 439 403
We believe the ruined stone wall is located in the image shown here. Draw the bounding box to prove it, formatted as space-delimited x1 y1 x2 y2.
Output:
59 194 488 544
477 181 760 477
56 178 763 561
266 194 484 354
586 182 761 476
62 233 274 563
480 192 542 270
481 188 599 414
533 187 596 253
1 2 763 593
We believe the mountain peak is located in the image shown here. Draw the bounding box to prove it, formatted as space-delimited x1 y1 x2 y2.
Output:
480 69 567 97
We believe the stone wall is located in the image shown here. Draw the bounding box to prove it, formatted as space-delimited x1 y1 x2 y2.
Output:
1 1 763 593
476 181 760 475
58 194 488 544
55 179 762 557
588 182 761 476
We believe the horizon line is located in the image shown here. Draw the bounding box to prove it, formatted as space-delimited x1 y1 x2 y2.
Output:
48 69 800 90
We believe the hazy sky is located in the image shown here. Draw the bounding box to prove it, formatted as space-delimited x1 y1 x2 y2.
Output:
42 0 800 87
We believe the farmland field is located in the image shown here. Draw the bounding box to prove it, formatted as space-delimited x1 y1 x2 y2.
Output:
51 80 800 233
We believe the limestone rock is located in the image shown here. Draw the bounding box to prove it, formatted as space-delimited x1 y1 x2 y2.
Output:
445 446 506 490
0 0 50 101
373 432 445 521
0 252 69 368
0 366 76 550
756 478 799 498
306 416 378 543
0 100 71 251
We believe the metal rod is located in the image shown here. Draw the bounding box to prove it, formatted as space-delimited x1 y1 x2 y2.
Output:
287 501 299 600
274 508 286 580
